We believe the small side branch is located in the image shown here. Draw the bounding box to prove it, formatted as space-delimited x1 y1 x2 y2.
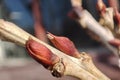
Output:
70 0 120 67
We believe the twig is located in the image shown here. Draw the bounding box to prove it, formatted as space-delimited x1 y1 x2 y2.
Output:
70 0 120 67
71 0 82 7
0 19 110 80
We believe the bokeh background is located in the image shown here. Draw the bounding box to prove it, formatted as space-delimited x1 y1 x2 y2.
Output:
0 0 120 80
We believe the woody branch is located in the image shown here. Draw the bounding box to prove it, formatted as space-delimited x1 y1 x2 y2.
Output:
70 0 120 67
0 19 110 80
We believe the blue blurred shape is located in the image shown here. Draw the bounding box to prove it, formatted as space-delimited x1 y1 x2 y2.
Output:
3 0 33 29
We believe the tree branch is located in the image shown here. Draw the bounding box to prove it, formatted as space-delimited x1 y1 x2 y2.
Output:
0 19 110 79
70 0 120 67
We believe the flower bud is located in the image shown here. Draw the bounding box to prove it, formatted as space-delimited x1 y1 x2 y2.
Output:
47 32 80 58
68 9 79 19
109 39 120 47
26 39 59 68
114 9 120 25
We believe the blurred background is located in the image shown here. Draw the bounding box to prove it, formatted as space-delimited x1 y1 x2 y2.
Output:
0 0 120 80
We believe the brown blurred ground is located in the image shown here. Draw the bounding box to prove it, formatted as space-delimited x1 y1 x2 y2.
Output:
0 53 120 80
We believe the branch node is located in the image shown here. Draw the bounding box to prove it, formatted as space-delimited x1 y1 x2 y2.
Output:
51 58 65 77
79 52 91 62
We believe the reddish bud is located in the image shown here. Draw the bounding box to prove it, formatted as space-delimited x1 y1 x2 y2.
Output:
114 9 120 25
109 39 120 47
47 32 80 58
68 10 79 19
96 0 106 15
26 39 59 68
68 7 83 20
